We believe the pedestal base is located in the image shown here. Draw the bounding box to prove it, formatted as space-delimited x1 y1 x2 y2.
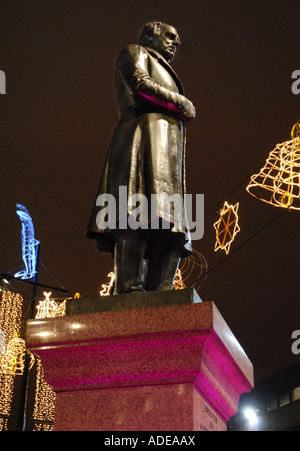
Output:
53 383 226 432
26 290 254 431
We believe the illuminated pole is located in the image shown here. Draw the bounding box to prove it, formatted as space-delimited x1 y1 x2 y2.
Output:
31 243 40 319
22 242 40 430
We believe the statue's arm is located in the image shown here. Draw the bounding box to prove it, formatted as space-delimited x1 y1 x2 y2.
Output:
118 45 195 122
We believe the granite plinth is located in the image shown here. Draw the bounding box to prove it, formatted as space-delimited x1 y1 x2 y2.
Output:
26 290 254 431
66 287 202 315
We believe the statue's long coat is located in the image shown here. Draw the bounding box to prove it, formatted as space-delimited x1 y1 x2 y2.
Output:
86 44 192 256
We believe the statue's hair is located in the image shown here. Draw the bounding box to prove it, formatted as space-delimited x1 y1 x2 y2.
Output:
139 22 167 46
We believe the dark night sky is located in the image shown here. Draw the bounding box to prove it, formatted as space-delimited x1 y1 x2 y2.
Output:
0 0 299 383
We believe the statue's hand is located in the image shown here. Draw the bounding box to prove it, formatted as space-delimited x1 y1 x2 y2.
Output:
178 96 196 122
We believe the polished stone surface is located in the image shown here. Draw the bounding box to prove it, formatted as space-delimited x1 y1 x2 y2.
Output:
54 383 227 431
26 292 254 431
66 287 202 315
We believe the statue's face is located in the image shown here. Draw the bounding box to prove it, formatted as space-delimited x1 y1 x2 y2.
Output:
151 25 181 63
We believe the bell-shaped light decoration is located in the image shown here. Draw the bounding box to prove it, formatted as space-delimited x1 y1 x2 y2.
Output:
246 121 300 210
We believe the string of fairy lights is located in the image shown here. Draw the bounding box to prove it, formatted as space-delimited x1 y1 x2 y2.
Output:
0 289 55 431
31 358 56 431
0 290 24 430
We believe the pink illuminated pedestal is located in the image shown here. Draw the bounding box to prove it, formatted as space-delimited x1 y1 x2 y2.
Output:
26 297 254 431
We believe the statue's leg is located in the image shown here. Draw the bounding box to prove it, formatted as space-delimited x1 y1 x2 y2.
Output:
113 234 147 295
145 242 181 291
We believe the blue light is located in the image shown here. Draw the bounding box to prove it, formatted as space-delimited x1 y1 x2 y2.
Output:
14 204 40 280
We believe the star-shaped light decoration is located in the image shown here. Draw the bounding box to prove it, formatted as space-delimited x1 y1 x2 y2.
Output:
214 202 241 254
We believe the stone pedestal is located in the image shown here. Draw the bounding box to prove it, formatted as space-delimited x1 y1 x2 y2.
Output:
26 289 254 431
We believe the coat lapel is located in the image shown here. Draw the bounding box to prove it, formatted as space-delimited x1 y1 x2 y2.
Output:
144 47 185 95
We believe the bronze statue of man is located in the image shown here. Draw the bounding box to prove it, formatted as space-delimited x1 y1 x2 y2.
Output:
87 22 196 294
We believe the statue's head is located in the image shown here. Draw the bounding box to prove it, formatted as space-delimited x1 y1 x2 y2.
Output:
139 22 181 63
